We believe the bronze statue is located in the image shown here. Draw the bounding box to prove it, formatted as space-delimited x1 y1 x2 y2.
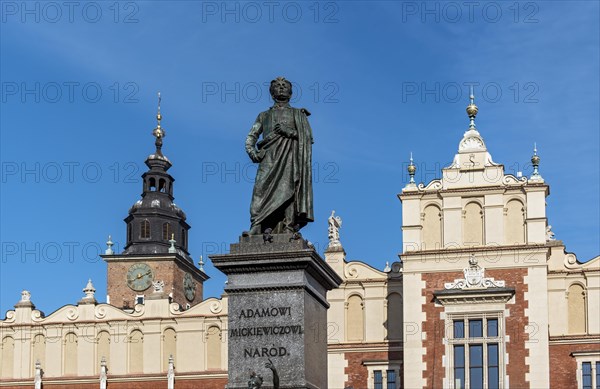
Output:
244 77 314 235
248 371 263 389
265 358 279 389
246 359 279 389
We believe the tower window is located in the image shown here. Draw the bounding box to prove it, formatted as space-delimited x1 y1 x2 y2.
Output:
141 220 150 239
159 179 166 193
149 177 156 191
163 223 172 240
127 224 132 243
181 229 186 248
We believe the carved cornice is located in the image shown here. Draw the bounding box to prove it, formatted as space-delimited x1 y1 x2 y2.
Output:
401 243 550 257
398 181 548 199
211 248 342 291
102 253 209 281
434 288 515 305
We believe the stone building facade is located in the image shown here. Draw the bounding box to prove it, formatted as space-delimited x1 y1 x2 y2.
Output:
1 291 228 388
399 96 599 389
1 97 598 389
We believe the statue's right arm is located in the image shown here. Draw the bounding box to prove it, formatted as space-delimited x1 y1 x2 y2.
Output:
245 117 263 163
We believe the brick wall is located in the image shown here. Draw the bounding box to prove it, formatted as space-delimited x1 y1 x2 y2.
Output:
500 268 530 388
549 341 599 388
107 259 203 308
343 347 402 388
421 272 455 389
421 268 530 389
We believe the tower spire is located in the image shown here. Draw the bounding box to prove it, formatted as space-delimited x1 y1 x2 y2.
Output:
152 92 166 156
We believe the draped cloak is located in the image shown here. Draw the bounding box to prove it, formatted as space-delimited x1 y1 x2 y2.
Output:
247 107 314 229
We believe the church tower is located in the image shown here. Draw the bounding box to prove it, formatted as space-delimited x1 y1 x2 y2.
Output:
102 95 208 309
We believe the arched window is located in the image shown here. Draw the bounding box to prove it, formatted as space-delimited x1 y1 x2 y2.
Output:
422 205 442 250
149 177 156 191
140 220 150 239
463 202 484 246
387 293 403 340
505 200 525 244
63 332 78 376
32 334 46 374
1 336 14 378
159 179 166 193
206 326 222 370
129 330 144 373
162 328 176 372
346 295 365 341
181 229 186 248
568 284 586 334
96 331 110 374
162 223 172 241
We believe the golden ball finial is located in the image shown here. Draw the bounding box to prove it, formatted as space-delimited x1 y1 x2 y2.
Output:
466 102 478 118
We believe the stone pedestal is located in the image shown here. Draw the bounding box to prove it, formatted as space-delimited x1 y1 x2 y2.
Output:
211 234 342 389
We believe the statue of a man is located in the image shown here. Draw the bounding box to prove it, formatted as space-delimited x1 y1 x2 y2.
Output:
244 77 314 235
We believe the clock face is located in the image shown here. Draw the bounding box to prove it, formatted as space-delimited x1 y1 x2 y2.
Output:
127 263 154 291
183 273 196 301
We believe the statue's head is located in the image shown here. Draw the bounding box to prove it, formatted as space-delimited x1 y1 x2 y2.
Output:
269 77 292 102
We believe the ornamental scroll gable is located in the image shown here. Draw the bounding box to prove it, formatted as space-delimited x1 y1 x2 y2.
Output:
444 255 506 290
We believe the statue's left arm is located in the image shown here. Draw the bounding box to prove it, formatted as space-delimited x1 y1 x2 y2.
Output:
246 115 263 163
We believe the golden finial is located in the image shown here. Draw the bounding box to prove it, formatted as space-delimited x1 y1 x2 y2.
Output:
407 152 416 184
466 85 478 129
152 92 166 155
529 142 543 182
531 142 540 172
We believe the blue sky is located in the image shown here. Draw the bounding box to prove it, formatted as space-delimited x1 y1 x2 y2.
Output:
1 1 598 314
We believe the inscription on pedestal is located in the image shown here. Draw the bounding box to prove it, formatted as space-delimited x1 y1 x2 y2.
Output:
231 306 303 359
211 236 342 389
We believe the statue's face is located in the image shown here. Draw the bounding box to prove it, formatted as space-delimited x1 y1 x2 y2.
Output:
270 79 292 102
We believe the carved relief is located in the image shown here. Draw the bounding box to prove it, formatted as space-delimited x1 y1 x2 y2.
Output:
459 136 485 151
445 255 506 290
417 180 442 191
210 300 223 314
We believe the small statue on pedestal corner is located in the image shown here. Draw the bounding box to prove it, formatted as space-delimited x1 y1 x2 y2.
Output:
327 210 342 247
248 371 263 389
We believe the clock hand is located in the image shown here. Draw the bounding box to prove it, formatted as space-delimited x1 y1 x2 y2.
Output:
134 270 152 280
